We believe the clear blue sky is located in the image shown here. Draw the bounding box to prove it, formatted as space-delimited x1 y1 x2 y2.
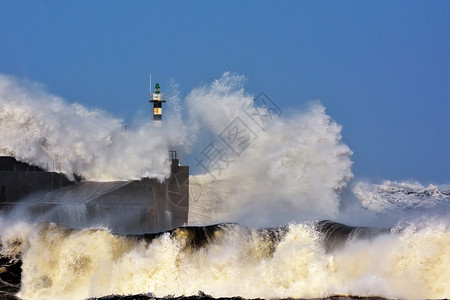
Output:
1 1 449 183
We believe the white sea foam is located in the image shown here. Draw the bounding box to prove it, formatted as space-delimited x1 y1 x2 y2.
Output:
0 220 448 300
353 180 450 215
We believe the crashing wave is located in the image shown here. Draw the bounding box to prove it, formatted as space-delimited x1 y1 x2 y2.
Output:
353 180 450 213
0 220 448 300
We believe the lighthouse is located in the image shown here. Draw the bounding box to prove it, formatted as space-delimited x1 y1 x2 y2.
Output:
149 82 166 126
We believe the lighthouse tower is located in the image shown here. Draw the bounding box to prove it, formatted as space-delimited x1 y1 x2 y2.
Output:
149 82 166 127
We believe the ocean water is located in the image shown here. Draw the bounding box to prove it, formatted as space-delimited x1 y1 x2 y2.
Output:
0 73 449 300
0 220 449 300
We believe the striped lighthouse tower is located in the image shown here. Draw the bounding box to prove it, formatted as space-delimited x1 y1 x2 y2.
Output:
149 82 166 127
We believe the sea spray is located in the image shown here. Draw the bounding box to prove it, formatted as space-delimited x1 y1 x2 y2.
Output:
0 220 448 300
1 72 354 227
187 73 353 227
0 74 187 181
1 72 448 300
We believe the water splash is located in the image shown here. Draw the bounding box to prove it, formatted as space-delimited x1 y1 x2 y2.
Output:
0 220 448 300
0 72 354 228
187 73 353 227
0 74 187 181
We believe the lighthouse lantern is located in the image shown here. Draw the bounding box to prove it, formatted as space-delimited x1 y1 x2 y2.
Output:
149 82 166 126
